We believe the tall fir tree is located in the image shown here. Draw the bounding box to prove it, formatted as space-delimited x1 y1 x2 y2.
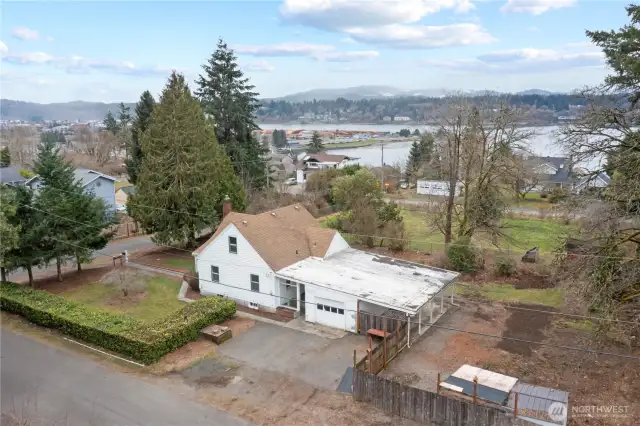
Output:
33 138 87 281
0 147 11 167
0 186 19 282
195 38 269 189
103 110 119 135
4 186 47 286
68 193 115 271
126 91 156 185
118 102 132 129
132 72 245 246
308 131 324 153
405 140 423 183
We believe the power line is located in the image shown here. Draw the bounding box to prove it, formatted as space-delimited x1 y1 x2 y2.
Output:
31 235 640 361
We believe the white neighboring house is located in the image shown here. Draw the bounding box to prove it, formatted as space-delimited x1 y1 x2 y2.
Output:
296 152 351 184
27 168 117 212
417 180 463 197
573 172 611 193
192 203 460 333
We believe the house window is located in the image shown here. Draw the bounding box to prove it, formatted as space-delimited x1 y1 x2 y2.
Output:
229 236 237 254
211 266 219 282
248 302 259 309
250 274 259 292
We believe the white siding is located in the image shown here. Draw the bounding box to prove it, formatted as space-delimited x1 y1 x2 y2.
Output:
296 169 305 184
324 233 350 258
195 224 279 310
305 284 358 332
84 177 116 212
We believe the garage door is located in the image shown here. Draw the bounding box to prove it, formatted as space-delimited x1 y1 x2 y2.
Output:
315 298 346 330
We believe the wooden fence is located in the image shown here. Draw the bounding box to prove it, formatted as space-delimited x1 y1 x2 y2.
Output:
357 310 403 335
110 221 144 240
353 369 532 426
354 319 409 374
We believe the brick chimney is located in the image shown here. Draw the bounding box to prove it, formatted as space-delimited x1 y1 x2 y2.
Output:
222 195 232 218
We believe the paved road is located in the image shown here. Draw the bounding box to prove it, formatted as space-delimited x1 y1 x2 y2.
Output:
7 235 157 282
1 330 251 426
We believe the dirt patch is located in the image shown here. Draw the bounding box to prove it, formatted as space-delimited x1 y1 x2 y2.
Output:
184 287 201 300
223 317 255 337
497 303 555 356
152 339 218 375
34 265 116 294
133 248 193 273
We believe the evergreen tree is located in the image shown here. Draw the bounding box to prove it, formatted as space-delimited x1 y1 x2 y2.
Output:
132 72 245 247
308 131 324 153
33 138 86 281
413 129 421 136
0 186 19 282
127 91 156 185
118 102 132 129
196 38 269 188
68 193 115 271
4 186 47 286
103 110 119 135
0 147 11 167
419 133 434 164
405 141 423 183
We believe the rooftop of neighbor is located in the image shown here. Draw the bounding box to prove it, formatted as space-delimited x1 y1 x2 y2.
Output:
275 248 459 314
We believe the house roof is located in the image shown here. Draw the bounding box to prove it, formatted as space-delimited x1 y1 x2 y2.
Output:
529 156 568 170
507 382 569 425
118 185 136 195
0 166 27 184
193 204 339 271
27 168 117 188
304 153 350 163
276 248 459 314
575 171 611 188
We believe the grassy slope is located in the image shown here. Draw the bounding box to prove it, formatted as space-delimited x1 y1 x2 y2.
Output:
63 276 183 323
457 283 564 308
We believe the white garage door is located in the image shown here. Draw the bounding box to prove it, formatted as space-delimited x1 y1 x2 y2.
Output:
315 298 346 330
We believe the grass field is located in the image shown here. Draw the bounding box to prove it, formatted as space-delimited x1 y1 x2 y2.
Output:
457 283 564 308
63 275 184 323
161 257 195 271
115 180 132 191
401 208 570 254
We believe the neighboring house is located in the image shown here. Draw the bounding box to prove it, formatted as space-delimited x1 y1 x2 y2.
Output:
296 152 351 184
527 156 575 190
0 166 28 186
192 203 460 332
115 185 136 206
27 168 117 211
574 171 611 193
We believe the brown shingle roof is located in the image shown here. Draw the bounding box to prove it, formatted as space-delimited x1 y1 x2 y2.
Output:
193 204 339 270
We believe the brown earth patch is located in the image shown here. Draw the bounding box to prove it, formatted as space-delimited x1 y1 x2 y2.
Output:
152 339 217 375
222 317 256 337
32 265 116 294
497 303 556 356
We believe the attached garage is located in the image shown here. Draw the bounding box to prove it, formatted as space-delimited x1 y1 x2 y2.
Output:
314 298 346 330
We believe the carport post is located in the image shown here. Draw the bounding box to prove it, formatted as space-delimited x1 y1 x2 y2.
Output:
296 282 301 311
407 313 411 348
440 291 444 312
418 309 422 335
429 300 433 324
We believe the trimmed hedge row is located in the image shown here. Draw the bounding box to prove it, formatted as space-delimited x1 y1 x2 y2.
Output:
0 282 236 364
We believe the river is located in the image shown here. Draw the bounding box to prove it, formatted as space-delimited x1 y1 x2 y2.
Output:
260 123 582 168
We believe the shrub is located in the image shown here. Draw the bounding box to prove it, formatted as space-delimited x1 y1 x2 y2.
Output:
494 252 517 277
0 282 235 364
540 193 548 199
548 188 569 204
19 169 35 179
446 237 482 273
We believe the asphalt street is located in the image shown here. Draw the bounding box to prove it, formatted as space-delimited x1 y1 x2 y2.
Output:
1 330 252 426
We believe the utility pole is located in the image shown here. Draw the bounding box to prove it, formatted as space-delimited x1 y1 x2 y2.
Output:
381 143 385 191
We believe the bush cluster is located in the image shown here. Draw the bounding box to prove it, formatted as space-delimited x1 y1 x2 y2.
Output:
0 282 235 364
493 252 517 277
446 237 483 273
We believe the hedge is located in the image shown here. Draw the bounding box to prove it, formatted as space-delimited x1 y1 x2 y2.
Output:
0 282 236 364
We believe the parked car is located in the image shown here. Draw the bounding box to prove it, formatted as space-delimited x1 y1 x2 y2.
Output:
285 178 297 186
115 203 127 213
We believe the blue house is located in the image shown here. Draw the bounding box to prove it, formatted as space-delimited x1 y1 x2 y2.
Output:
27 168 117 212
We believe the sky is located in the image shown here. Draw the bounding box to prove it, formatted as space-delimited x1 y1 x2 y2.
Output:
0 0 629 103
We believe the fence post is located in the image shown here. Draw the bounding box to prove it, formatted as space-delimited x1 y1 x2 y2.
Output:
514 392 518 417
126 222 130 237
436 372 440 394
353 349 356 368
473 376 478 404
367 349 372 373
383 325 388 368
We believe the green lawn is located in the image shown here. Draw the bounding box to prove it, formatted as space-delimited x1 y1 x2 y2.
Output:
115 180 132 191
63 276 184 323
457 283 564 308
401 208 571 254
161 257 195 271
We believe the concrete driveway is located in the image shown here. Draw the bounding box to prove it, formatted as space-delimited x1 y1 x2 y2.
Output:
216 322 366 390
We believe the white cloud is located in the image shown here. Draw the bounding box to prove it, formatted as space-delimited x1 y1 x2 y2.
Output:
346 23 495 48
423 47 604 73
11 26 40 41
233 42 335 57
3 51 54 64
280 0 475 30
501 0 576 15
65 56 177 76
0 40 8 55
341 37 357 44
315 50 379 62
245 60 276 72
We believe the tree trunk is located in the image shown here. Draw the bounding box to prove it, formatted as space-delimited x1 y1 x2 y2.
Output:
444 176 457 244
76 253 83 272
56 257 63 282
27 265 34 287
1 267 6 283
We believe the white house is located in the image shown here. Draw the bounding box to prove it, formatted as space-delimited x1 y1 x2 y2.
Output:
192 203 460 333
417 180 463 197
296 152 351 184
573 172 611 193
27 168 117 212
